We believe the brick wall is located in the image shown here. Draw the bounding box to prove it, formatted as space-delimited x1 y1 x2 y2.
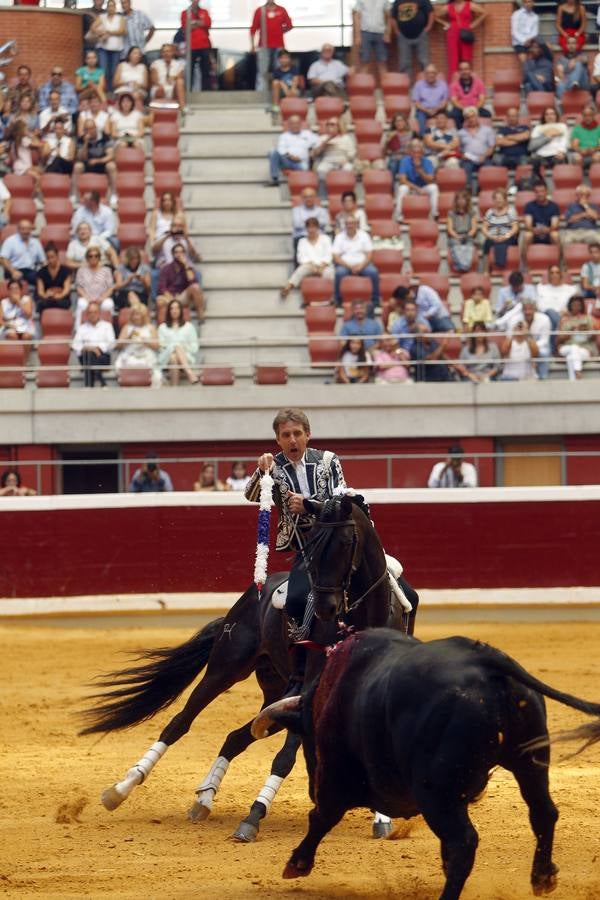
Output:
1 9 83 86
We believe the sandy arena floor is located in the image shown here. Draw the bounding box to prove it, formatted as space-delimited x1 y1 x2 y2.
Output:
1 615 600 900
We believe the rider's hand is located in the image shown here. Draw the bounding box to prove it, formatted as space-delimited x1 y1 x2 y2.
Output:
258 453 274 473
287 492 305 514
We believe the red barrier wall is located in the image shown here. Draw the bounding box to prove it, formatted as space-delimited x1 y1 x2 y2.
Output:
2 489 598 598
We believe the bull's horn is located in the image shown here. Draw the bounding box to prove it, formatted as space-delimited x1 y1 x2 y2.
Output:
251 696 302 740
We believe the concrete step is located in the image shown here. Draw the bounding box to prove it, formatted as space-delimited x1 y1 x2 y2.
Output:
188 91 265 108
183 109 276 132
202 318 308 340
187 207 291 232
179 133 276 157
206 289 299 316
181 157 268 180
197 233 292 257
201 344 309 366
201 260 291 289
181 183 289 209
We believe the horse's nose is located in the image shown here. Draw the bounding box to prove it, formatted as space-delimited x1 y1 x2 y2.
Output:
316 595 338 623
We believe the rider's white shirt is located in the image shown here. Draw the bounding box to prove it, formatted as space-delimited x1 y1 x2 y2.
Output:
291 454 310 497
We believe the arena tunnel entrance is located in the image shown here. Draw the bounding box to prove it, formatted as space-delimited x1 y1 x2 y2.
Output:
59 448 120 495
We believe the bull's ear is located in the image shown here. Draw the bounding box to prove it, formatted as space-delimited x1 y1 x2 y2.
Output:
251 696 304 739
304 499 323 516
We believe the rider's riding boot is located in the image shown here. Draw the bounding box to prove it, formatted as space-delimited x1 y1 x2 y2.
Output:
285 643 306 695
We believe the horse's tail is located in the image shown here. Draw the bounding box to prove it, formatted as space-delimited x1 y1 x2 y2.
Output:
79 616 225 735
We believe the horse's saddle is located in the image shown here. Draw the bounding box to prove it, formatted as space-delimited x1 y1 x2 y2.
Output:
272 580 288 610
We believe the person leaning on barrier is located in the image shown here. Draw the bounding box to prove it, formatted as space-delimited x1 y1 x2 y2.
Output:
129 452 174 492
428 444 478 487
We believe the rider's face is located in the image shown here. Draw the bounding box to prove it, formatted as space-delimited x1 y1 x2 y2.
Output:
275 421 310 462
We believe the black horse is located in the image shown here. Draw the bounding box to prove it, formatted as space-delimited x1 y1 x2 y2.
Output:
80 496 418 841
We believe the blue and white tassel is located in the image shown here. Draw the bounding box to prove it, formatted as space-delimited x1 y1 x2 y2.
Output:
254 471 274 595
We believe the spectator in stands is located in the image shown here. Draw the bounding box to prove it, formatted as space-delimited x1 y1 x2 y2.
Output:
291 186 330 243
225 461 251 490
113 46 149 106
581 242 600 300
129 452 173 492
383 113 416 174
482 188 519 272
339 298 382 345
511 0 539 65
114 246 151 309
370 333 411 383
462 286 493 330
494 107 531 169
12 92 40 135
66 221 118 270
115 302 161 387
158 297 199 385
335 191 369 233
0 469 36 497
519 298 551 378
0 219 45 288
428 444 477 486
42 118 76 175
0 279 35 340
194 462 227 491
270 50 301 109
495 270 537 319
182 0 212 92
91 0 126 93
75 246 115 328
563 184 600 245
592 48 600 102
9 65 35 113
0 178 10 228
522 181 560 261
156 242 205 319
36 242 72 315
389 295 430 350
555 34 590 98
536 265 578 333
447 188 478 272
570 106 600 167
110 91 145 148
39 90 74 136
528 107 569 174
447 61 488 129
332 216 379 307
423 110 460 168
71 190 118 248
150 43 186 109
250 1 293 93
38 66 79 116
267 113 318 186
311 116 356 182
458 107 495 193
353 0 391 82
499 319 538 380
121 0 155 60
72 299 116 387
437 4 487 81
8 120 42 188
522 40 555 94
73 119 117 205
280 216 333 298
75 49 107 104
83 0 106 53
149 191 186 256
392 282 453 332
306 43 348 98
391 0 434 76
154 212 202 271
411 64 448 135
77 93 111 137
557 295 594 379
456 322 500 381
395 137 438 219
335 337 371 383
556 0 587 54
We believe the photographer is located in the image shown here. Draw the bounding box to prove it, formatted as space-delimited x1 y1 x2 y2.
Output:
428 444 478 488
128 453 174 492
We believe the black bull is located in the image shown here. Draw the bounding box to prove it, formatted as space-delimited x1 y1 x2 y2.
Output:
252 628 600 900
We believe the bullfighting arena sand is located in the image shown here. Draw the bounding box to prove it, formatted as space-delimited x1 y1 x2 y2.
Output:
2 611 600 900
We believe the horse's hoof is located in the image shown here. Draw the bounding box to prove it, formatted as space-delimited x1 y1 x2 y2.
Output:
532 864 559 895
232 821 258 843
372 819 394 839
282 859 312 879
101 785 125 811
188 799 211 823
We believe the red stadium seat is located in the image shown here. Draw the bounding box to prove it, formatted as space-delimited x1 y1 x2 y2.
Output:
436 167 467 193
362 169 392 194
3 174 35 199
39 224 70 252
301 277 334 305
118 367 152 387
437 192 456 220
201 366 234 385
304 305 337 333
314 96 344 124
36 341 70 389
384 95 411 121
0 225 17 243
488 245 519 273
325 170 356 198
493 70 522 94
40 173 71 199
515 190 535 216
151 122 179 147
308 337 339 364
493 92 521 118
347 73 376 96
409 220 438 248
150 106 179 124
357 142 383 163
354 119 383 143
589 164 600 188
370 219 401 239
152 146 182 172
424 273 450 301
372 248 403 274
43 197 73 225
561 89 591 118
340 276 372 304
563 242 590 275
118 223 147 249
478 167 509 191
116 172 145 198
78 173 109 199
153 172 182 197
381 72 410 95
365 194 394 221
8 197 36 224
410 247 440 274
349 96 377 121
526 92 556 119
115 145 146 172
477 190 495 214
279 97 309 120
0 343 26 388
515 163 534 184
550 189 575 214
402 194 430 221
287 170 319 197
40 308 73 337
380 272 410 299
117 197 147 224
526 244 560 274
254 365 288 384
327 193 343 221
552 164 583 189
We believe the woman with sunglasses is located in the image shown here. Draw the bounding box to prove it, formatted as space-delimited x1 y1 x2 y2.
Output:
75 246 115 328
311 116 356 183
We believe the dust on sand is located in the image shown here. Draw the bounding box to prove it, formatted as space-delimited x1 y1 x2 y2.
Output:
1 618 599 899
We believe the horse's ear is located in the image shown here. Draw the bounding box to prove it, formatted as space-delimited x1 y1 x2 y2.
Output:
340 494 353 517
304 499 324 516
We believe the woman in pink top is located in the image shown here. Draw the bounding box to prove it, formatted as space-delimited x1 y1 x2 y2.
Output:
436 0 486 79
370 334 411 383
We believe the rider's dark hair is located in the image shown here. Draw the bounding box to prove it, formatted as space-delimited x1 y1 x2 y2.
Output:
272 408 310 435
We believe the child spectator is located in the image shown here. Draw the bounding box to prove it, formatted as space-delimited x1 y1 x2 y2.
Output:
370 334 411 383
271 50 300 109
225 462 251 491
335 337 371 383
462 286 493 331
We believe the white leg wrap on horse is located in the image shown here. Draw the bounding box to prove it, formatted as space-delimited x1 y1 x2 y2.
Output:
373 811 392 824
115 741 168 798
255 775 284 814
195 756 230 810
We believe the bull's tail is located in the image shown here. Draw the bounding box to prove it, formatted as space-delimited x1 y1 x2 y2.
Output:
79 616 225 735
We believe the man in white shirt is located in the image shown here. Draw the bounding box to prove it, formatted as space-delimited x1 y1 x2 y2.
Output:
332 215 379 306
511 0 539 65
71 300 116 387
0 218 46 287
71 190 118 250
428 445 478 488
267 114 318 186
306 43 349 97
519 299 551 379
353 0 391 80
39 89 73 135
495 270 537 319
0 178 10 229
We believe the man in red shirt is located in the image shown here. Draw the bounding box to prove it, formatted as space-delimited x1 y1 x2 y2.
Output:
181 0 213 91
250 0 293 94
